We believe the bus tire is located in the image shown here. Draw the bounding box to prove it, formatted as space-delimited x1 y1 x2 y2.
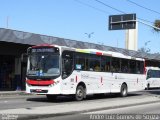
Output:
75 85 85 101
147 84 150 90
120 84 128 97
46 95 57 101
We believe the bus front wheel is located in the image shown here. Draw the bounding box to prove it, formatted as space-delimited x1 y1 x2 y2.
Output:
120 84 128 97
75 86 85 101
147 84 150 90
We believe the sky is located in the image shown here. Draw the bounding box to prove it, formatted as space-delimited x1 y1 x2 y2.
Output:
0 0 160 53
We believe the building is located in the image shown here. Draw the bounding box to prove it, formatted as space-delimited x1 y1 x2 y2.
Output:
0 28 160 91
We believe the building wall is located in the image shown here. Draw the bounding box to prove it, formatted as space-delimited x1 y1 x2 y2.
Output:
0 41 30 90
146 60 160 67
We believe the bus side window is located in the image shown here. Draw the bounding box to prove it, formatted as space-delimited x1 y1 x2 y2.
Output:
158 70 160 78
75 53 87 71
137 61 144 74
101 56 111 72
111 57 120 73
62 51 73 79
129 60 136 74
89 54 101 72
121 59 129 73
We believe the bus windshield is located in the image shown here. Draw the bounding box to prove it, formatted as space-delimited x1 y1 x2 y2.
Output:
27 53 60 78
147 69 160 79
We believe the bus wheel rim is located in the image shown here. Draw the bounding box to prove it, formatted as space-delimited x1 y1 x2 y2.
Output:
122 88 126 95
77 89 83 98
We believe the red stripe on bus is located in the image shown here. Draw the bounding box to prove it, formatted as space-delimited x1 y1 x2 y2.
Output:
101 77 103 83
32 44 54 48
144 61 146 74
26 80 54 85
96 52 102 56
76 76 78 83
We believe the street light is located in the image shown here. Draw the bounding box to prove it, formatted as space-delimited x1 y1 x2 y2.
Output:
84 32 94 38
144 40 151 53
145 40 150 46
84 32 94 49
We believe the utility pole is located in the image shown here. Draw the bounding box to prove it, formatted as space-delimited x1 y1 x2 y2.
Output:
125 21 138 51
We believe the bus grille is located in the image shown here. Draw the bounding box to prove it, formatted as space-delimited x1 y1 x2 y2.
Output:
30 89 48 93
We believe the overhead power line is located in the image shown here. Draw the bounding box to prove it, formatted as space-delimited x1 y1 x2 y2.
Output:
94 0 154 24
126 0 160 15
94 0 126 14
75 0 157 28
75 0 154 24
74 0 110 14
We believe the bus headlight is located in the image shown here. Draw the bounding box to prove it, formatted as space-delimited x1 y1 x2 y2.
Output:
49 81 60 87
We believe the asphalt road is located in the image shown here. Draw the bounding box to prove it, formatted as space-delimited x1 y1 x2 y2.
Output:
0 89 160 111
0 89 160 120
32 102 160 120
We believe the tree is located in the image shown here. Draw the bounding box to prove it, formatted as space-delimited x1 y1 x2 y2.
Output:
153 20 160 32
138 47 150 53
138 41 151 53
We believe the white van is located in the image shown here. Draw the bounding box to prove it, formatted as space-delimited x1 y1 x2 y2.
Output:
146 67 160 89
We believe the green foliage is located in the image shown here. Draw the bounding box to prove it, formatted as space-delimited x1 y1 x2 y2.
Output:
153 20 160 32
138 47 150 53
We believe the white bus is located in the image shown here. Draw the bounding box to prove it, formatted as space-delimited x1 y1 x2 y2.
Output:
26 44 146 101
146 67 160 89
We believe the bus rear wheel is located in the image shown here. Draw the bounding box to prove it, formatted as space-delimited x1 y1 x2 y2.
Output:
120 84 128 97
75 86 85 101
147 84 150 90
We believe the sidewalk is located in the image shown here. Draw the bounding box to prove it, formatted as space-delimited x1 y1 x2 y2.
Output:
0 91 29 96
0 94 159 120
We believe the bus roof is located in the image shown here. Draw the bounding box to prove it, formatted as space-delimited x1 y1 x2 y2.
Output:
30 43 144 61
146 67 160 70
60 45 144 61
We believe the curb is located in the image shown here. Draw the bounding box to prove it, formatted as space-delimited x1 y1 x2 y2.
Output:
17 100 160 120
0 91 33 100
0 91 29 96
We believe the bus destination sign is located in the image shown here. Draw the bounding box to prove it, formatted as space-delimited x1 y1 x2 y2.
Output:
32 48 55 53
